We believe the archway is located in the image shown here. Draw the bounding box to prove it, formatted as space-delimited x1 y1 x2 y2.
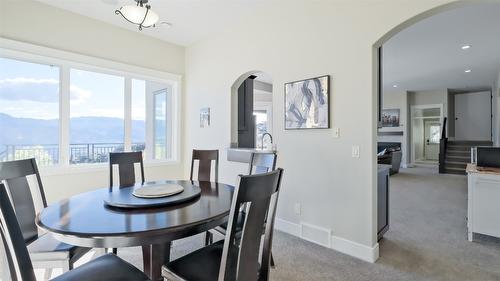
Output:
230 71 274 149
371 0 498 258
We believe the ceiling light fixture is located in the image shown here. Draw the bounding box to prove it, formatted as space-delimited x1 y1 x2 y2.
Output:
461 45 471 50
115 0 159 30
465 69 472 73
393 84 398 88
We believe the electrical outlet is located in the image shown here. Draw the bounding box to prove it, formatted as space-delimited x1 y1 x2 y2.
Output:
333 127 341 138
294 203 301 215
352 145 360 158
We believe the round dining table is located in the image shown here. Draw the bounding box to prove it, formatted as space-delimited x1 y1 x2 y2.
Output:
36 180 234 281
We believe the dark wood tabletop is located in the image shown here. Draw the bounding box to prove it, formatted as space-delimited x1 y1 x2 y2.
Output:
36 180 234 281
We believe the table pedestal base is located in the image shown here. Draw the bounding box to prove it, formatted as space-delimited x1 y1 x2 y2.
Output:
142 242 171 281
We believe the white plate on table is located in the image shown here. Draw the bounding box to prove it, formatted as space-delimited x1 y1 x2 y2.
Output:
133 183 184 198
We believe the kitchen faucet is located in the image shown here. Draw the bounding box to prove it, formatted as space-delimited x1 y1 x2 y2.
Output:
261 132 273 149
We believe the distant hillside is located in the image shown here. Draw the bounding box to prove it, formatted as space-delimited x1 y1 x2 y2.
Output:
0 113 145 145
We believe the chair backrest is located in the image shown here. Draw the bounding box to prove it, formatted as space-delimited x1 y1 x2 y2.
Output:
190 149 219 182
248 152 277 175
109 151 145 188
0 158 46 244
219 168 284 281
0 183 37 281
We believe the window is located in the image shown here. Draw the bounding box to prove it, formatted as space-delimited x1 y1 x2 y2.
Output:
429 125 441 144
0 58 60 166
254 110 269 148
131 79 146 153
0 48 179 168
253 102 273 149
153 87 172 160
70 69 125 164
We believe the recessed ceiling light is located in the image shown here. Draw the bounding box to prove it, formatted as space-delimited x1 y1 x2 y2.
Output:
464 69 472 73
393 84 398 88
461 45 471 50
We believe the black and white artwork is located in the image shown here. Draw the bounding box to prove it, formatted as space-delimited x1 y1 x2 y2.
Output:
381 109 400 127
285 75 330 129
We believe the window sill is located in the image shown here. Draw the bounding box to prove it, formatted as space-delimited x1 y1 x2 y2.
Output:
39 160 180 176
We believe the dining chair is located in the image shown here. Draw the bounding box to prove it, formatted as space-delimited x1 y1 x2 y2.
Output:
207 152 278 266
108 151 145 255
0 183 151 281
189 149 220 246
109 151 145 188
162 168 284 281
0 158 90 280
190 149 219 182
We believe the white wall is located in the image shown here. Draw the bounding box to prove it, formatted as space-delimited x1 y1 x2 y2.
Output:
185 0 452 262
454 91 491 141
409 89 448 117
0 0 186 203
378 90 408 165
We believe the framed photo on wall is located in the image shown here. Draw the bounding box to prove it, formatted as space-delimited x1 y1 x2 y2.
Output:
381 109 400 127
200 107 210 128
284 75 330 129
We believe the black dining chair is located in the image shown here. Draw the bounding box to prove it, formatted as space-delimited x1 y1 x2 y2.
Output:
207 152 278 266
189 149 219 246
0 183 151 281
109 151 145 188
108 151 145 255
162 168 283 281
190 149 219 182
0 158 90 280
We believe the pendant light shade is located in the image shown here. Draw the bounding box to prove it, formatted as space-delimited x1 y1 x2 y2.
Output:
116 0 159 30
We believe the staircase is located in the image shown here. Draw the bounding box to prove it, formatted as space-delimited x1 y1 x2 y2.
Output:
443 140 493 175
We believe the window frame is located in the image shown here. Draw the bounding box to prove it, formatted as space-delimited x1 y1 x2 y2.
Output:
0 38 182 174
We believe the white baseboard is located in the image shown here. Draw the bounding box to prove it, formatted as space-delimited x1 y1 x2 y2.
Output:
275 218 301 236
274 218 379 263
330 235 379 263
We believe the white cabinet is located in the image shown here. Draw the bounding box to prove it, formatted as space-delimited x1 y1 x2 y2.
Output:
467 164 500 241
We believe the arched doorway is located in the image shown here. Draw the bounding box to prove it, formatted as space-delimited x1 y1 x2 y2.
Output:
372 0 500 261
230 71 274 149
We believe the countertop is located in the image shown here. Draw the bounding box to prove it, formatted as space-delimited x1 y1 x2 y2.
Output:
466 163 500 175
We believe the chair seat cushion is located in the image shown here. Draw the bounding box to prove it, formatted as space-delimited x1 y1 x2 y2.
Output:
52 253 150 281
163 241 235 281
27 233 90 262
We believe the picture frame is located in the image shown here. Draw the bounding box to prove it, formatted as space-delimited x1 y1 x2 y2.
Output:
381 109 400 127
200 107 210 128
284 75 330 130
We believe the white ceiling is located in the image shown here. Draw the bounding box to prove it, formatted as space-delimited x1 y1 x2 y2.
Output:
383 3 500 94
35 0 265 46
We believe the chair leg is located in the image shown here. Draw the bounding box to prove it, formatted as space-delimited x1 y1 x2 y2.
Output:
205 231 213 246
270 251 276 268
43 268 53 281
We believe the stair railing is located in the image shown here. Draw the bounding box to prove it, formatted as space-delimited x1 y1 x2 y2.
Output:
439 117 448 174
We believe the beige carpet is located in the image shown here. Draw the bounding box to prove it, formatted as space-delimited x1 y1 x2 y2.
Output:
25 167 500 280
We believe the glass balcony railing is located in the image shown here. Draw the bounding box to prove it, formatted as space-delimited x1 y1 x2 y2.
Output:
0 143 146 166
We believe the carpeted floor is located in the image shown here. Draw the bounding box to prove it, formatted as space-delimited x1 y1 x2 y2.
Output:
32 166 500 280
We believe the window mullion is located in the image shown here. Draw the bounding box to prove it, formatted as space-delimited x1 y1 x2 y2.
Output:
146 89 154 161
59 65 70 166
124 77 132 151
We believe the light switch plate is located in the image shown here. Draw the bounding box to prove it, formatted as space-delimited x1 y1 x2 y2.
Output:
352 145 360 158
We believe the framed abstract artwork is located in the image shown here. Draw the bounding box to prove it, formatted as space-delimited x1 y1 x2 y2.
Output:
285 75 330 129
